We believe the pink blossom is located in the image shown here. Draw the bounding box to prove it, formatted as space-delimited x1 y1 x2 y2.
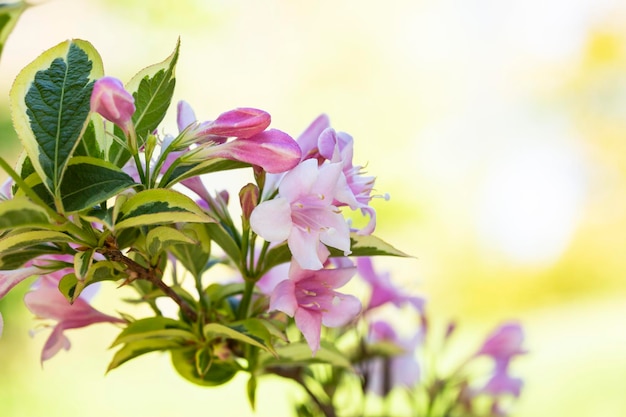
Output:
90 76 135 133
175 101 301 174
270 258 361 354
0 265 44 300
357 257 425 313
480 362 524 397
250 159 351 270
362 320 421 396
477 322 527 362
24 275 124 363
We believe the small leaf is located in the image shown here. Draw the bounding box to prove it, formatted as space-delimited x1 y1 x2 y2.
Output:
114 189 215 230
170 348 238 387
161 158 246 188
205 282 246 304
0 1 26 61
109 40 179 167
204 319 276 356
0 244 64 269
58 273 84 303
336 234 411 258
10 39 104 202
0 197 51 230
247 375 257 410
107 339 185 372
169 223 211 279
74 248 94 281
258 342 352 369
110 317 196 348
145 226 195 262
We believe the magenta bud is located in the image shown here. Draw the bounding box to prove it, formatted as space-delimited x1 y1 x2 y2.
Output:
206 107 271 138
90 76 135 133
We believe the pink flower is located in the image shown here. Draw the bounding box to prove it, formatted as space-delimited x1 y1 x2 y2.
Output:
250 159 351 270
24 275 124 363
357 257 425 313
270 258 361 354
362 320 421 396
175 101 301 174
90 76 135 133
480 362 524 397
476 322 527 362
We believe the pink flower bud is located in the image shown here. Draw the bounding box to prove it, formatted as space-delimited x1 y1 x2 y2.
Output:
239 183 259 221
90 76 136 133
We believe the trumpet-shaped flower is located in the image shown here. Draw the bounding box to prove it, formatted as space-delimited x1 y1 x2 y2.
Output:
24 275 124 363
476 322 527 364
250 159 351 270
357 257 425 313
90 76 135 133
270 258 361 354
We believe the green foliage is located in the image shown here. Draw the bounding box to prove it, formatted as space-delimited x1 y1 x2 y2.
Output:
10 39 104 206
0 197 50 230
108 40 179 167
0 1 25 61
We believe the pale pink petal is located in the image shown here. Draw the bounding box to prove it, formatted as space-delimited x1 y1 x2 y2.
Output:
279 159 319 201
294 307 323 355
288 227 324 270
318 211 351 256
250 198 292 242
314 265 357 290
41 325 71 362
177 100 197 131
297 114 330 160
321 293 361 327
269 279 298 317
311 162 343 197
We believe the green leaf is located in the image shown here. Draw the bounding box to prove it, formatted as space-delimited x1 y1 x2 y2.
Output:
0 243 64 269
0 197 51 230
247 375 257 410
258 342 352 369
205 222 241 265
10 39 104 204
74 248 94 281
109 40 179 167
0 230 71 253
161 158 247 188
145 226 195 263
60 157 136 212
108 339 185 372
169 223 212 279
343 233 411 257
205 282 246 304
0 1 25 61
170 347 238 387
204 319 277 356
58 273 85 303
114 189 215 230
73 118 105 159
110 316 196 347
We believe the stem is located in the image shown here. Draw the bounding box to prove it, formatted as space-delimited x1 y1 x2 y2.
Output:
269 367 337 417
237 279 255 320
98 241 198 322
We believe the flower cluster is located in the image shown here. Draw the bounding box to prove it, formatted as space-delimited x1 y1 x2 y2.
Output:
0 13 526 417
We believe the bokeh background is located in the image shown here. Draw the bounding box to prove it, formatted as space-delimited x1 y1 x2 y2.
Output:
1 0 625 415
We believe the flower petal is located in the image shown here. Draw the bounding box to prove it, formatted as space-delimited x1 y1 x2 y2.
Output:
41 325 71 363
0 266 41 299
250 198 292 242
288 227 324 270
321 293 361 327
269 279 297 317
294 307 323 355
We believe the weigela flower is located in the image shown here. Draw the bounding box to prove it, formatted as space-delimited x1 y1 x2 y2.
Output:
269 256 361 355
90 76 136 133
357 257 425 313
250 159 351 270
175 101 301 174
25 274 124 363
477 322 527 362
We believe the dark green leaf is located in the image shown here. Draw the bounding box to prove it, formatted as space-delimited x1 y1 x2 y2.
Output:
0 1 25 61
107 339 185 372
170 347 238 387
0 197 51 230
59 157 136 212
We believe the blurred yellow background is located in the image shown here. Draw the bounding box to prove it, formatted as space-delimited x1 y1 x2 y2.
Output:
1 0 625 416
